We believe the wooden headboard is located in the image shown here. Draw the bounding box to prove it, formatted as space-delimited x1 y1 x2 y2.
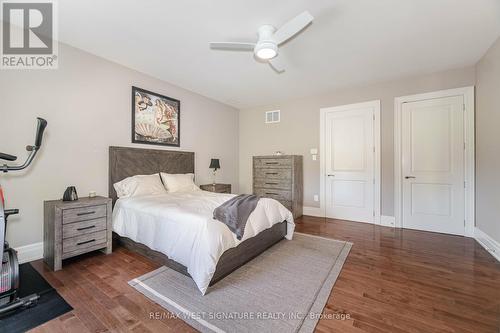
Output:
108 146 195 204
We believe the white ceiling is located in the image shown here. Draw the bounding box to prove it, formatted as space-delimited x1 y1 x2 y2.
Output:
58 0 500 109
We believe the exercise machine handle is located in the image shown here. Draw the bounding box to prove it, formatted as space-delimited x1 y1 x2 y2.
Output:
4 209 19 219
34 117 47 148
1 117 47 173
0 153 17 161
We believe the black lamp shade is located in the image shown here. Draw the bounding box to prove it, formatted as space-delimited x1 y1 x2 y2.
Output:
209 158 220 170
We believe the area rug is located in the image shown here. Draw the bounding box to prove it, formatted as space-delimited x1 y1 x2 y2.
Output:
129 232 352 333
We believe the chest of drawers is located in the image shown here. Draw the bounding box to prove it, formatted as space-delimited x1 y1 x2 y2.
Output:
253 155 303 218
43 196 112 271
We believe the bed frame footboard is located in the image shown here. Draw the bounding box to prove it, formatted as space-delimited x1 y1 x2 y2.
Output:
113 221 287 286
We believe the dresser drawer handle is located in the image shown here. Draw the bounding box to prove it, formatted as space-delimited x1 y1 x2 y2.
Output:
265 192 279 195
77 239 95 246
77 211 95 216
265 162 278 165
266 173 278 175
77 225 95 231
265 182 278 185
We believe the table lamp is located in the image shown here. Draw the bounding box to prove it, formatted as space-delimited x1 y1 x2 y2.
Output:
209 158 220 185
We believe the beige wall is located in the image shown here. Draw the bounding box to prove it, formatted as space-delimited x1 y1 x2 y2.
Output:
0 43 239 248
239 67 475 215
475 37 500 243
3 39 495 249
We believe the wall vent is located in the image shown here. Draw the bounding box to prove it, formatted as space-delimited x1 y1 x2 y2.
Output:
265 110 280 123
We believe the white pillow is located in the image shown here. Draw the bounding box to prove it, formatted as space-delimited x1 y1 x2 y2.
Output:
160 173 200 193
114 174 166 198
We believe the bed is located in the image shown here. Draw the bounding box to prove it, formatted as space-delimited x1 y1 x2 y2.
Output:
109 146 294 294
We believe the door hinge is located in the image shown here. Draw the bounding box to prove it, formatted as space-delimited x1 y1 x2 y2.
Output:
463 104 466 111
373 146 375 153
373 210 375 217
464 142 466 150
373 179 375 185
464 181 466 188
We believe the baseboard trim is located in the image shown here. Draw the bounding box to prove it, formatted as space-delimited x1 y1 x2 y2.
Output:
474 228 500 262
302 206 324 218
14 242 43 264
302 208 396 227
380 215 396 227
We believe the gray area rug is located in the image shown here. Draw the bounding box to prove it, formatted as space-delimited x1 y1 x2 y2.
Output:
129 232 352 333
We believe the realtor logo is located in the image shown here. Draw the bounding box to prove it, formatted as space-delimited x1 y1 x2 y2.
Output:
1 0 58 69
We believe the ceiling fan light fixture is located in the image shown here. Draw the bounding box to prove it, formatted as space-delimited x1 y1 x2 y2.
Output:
255 42 278 60
209 11 314 72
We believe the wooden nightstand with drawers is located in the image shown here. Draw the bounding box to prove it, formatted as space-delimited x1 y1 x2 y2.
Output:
43 196 112 271
200 183 232 194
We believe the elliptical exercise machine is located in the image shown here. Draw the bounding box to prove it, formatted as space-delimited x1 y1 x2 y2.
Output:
0 117 47 316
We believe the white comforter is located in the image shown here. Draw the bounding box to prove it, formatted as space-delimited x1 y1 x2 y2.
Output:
112 191 294 294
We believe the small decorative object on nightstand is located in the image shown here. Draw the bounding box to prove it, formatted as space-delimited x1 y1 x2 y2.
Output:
200 183 231 194
43 196 112 271
209 158 220 185
62 186 78 201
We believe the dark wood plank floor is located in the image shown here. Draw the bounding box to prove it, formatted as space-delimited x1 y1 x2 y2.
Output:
30 216 500 333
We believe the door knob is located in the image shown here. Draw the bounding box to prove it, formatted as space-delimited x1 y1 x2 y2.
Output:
405 176 416 179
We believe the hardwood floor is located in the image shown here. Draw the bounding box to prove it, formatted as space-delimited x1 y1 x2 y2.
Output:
30 216 500 333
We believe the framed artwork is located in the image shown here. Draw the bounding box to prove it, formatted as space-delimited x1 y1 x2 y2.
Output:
132 86 180 147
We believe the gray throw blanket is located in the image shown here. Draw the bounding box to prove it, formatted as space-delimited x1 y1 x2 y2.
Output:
213 194 260 240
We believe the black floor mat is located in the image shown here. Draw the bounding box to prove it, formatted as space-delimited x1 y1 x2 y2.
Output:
0 263 72 333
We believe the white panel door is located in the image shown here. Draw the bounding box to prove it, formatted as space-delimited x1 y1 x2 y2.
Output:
325 107 375 222
401 96 465 235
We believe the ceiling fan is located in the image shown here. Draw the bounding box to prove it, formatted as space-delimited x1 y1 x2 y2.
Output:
209 11 314 73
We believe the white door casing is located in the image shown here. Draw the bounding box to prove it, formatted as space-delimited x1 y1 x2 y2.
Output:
320 101 381 223
401 96 465 235
394 87 475 236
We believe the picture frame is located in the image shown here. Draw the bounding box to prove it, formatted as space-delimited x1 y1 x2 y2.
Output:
132 86 180 147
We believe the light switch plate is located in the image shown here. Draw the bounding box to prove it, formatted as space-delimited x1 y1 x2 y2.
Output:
310 148 318 155
313 194 319 202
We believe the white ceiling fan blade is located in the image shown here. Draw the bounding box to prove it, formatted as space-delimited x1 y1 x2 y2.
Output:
269 56 285 73
273 11 313 45
209 42 255 51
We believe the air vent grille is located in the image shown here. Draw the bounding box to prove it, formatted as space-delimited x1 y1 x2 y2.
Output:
265 110 280 123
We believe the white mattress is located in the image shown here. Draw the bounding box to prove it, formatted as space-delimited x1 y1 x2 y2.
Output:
112 191 294 294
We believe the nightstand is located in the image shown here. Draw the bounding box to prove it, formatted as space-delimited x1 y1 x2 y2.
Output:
200 183 231 194
43 196 112 271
